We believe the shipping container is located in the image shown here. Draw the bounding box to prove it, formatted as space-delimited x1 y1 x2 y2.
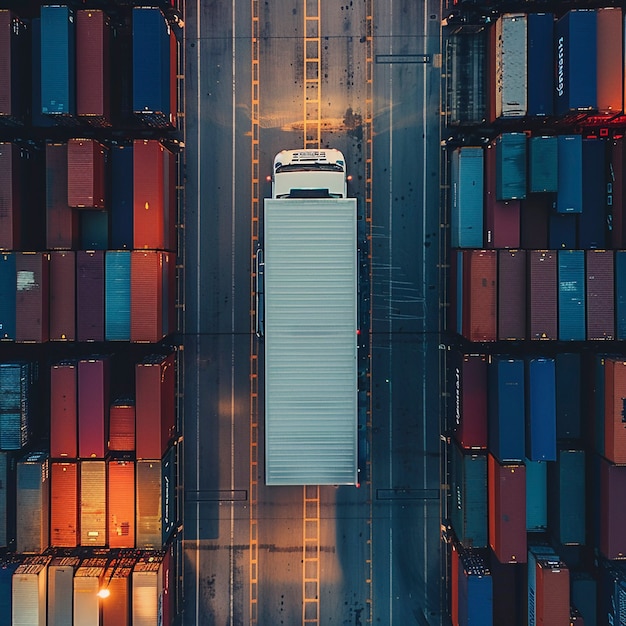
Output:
527 14 554 117
536 557 570 626
586 250 614 340
136 353 175 459
528 251 557 340
570 571 597 626
76 10 110 125
0 253 15 340
162 444 176 544
15 252 49 343
50 461 78 547
600 456 626 559
594 356 608 456
460 250 496 342
131 251 164 343
450 442 487 549
78 357 109 459
16 452 49 553
520 196 550 249
495 133 526 201
455 547 493 626
105 250 131 341
108 460 135 549
451 543 459 625
136 460 162 549
108 399 135 452
528 545 557 626
30 18 54 128
450 147 483 248
0 143 20 250
102 558 134 626
526 358 557 462
596 8 623 114
558 250 585 341
73 558 107 625
162 251 177 337
548 449 585 545
80 460 106 547
450 250 463 336
525 459 547 532
80 210 109 250
50 361 77 458
45 143 78 250
0 11 26 123
68 139 107 209
163 146 177 253
40 5 75 117
49 251 75 341
0 453 16 549
48 557 80 626
111 144 133 249
0 558 20 625
0 362 31 451
555 353 581 440
497 249 525 340
598 559 625 626
132 553 166 625
548 212 577 250
555 10 597 115
77 250 105 342
528 136 557 193
604 358 626 465
557 135 583 214
488 356 525 462
580 139 607 249
494 14 527 118
616 251 626 340
450 352 487 450
488 454 526 564
12 558 49 626
609 138 625 248
489 550 523 626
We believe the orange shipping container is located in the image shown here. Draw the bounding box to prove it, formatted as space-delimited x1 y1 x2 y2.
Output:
133 140 165 249
131 250 163 343
50 461 78 547
107 460 135 548
102 558 134 626
604 358 626 464
80 460 106 547
108 400 135 452
597 8 623 114
535 558 570 625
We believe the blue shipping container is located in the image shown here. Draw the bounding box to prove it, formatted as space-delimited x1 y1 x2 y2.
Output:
0 254 15 341
496 133 526 201
595 356 607 456
555 10 597 115
615 251 626 340
557 135 583 213
580 138 607 249
599 559 626 626
162 443 176 544
525 459 547 532
0 558 20 625
450 147 483 248
571 572 597 626
111 144 133 249
555 353 581 440
549 212 577 249
528 13 554 117
558 250 585 341
528 136 557 193
457 549 493 626
30 19 54 129
488 357 525 462
0 363 30 451
526 358 556 461
549 449 585 545
40 5 75 116
105 251 131 341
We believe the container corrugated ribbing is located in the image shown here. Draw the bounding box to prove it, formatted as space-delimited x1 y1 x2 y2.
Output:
76 10 110 125
102 559 134 626
527 13 554 117
73 558 107 624
600 457 626 559
603 358 626 465
495 133 526 201
77 250 105 342
526 358 557 461
78 357 109 459
456 547 493 625
48 556 80 626
108 399 135 452
15 252 49 343
12 558 50 626
451 352 487 450
0 142 20 250
616 251 626 340
50 361 77 458
596 8 623 114
586 250 614 341
49 251 75 341
580 138 607 249
132 553 165 624
111 144 134 249
16 452 49 553
461 250 496 342
0 558 20 621
79 461 106 546
525 459 547 532
50 461 78 547
131 251 164 343
67 139 107 209
105 250 131 341
0 253 15 340
108 460 135 549
528 136 557 193
45 142 78 250
450 147 483 249
495 14 527 119
528 250 557 340
548 449 585 545
0 362 31 451
536 558 570 625
0 11 27 122
497 249 525 340
136 460 162 549
557 135 583 214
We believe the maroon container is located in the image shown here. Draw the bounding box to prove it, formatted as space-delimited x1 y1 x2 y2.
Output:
610 138 625 248
108 400 135 453
49 251 75 341
528 250 557 340
0 11 14 118
67 139 107 209
536 559 570 626
520 195 550 250
76 10 110 125
78 357 110 459
135 353 175 460
0 142 20 250
497 249 526 340
46 143 78 250
131 250 163 343
452 353 488 449
484 143 520 249
77 250 104 342
50 361 77 459
50 461 78 547
488 454 526 564
134 140 165 250
586 250 614 340
462 250 497 342
600 457 626 559
604 359 626 465
15 252 49 343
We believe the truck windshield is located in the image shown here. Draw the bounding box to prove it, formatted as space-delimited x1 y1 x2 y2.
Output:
274 163 345 174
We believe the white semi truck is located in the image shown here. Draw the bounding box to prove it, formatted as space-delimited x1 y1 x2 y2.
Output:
259 149 358 486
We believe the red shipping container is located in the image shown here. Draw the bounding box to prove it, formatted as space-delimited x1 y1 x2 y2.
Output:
528 250 557 340
76 10 110 125
50 360 77 458
610 138 625 248
50 461 78 547
78 357 110 459
67 139 107 209
15 252 49 343
0 142 20 250
497 249 526 340
488 454 526 564
46 143 78 250
586 250 614 340
462 250 497 342
131 250 164 343
49 251 75 341
77 250 104 342
597 8 623 115
134 140 165 250
108 460 135 548
520 195 550 250
136 352 175 459
535 558 570 626
604 358 626 465
102 559 133 626
600 457 626 559
452 353 487 450
80 460 107 546
108 400 135 452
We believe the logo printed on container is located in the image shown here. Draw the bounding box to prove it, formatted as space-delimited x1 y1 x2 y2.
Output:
557 36 565 98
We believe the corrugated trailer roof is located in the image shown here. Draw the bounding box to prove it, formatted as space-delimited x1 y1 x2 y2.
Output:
264 198 358 486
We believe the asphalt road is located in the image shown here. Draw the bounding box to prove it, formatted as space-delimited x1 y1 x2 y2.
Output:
181 1 445 624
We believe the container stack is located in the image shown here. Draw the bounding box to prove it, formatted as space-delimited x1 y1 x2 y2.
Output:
445 7 626 624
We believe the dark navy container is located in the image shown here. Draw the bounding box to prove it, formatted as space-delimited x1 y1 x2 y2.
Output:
80 211 109 250
105 251 131 341
495 133 526 201
528 13 554 117
525 458 547 532
557 135 583 213
526 358 556 461
450 147 484 248
30 19 54 129
555 10 597 115
110 144 133 250
555 353 581 440
0 453 16 549
0 254 15 341
548 449 585 545
0 362 30 450
0 557 20 622
616 251 626 340
40 5 75 117
571 571 597 626
528 136 557 193
549 213 577 249
558 250 585 341
450 441 487 548
599 558 626 626
162 443 176 544
488 357 525 462
457 548 493 626
580 138 607 249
